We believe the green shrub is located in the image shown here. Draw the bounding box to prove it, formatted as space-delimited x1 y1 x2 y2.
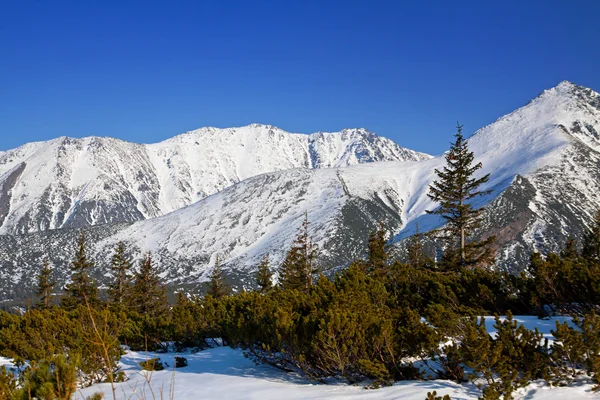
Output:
0 366 16 399
139 358 165 371
551 311 600 389
425 391 451 400
461 314 550 400
12 354 79 400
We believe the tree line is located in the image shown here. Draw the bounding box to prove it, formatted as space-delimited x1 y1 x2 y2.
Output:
0 125 599 399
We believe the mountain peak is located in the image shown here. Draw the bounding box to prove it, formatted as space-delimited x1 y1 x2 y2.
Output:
556 80 575 89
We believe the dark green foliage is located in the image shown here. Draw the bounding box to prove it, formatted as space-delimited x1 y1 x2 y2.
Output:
122 252 170 350
108 241 133 306
222 264 438 386
366 221 388 273
62 232 98 309
560 237 579 260
256 254 273 293
139 358 164 371
278 213 320 292
583 209 600 263
35 257 56 309
514 211 600 316
169 293 209 351
73 305 124 385
461 314 550 400
0 305 123 387
0 366 16 399
174 356 188 368
425 391 451 400
1 199 599 397
551 312 600 389
406 224 432 269
208 255 231 300
130 252 169 318
524 248 600 311
12 354 79 400
426 124 495 269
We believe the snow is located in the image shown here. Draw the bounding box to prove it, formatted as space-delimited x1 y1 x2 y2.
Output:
0 82 599 286
74 317 596 400
67 81 600 283
0 124 428 235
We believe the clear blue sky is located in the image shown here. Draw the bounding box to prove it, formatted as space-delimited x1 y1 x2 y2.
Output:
1 0 599 154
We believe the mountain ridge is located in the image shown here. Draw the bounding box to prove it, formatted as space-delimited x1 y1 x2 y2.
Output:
0 81 599 300
0 124 428 235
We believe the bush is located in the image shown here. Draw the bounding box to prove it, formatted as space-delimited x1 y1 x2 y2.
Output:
12 354 79 400
174 356 188 368
139 358 165 371
551 311 600 389
461 314 550 400
0 366 16 399
425 391 451 400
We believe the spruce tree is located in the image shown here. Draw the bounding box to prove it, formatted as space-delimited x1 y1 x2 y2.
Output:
207 254 230 299
278 213 319 292
583 209 600 263
256 254 273 292
130 252 168 317
560 237 579 260
35 257 55 309
427 124 495 269
366 221 388 273
108 241 133 305
62 231 98 308
406 224 431 269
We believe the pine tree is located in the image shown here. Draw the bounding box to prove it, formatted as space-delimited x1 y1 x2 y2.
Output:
366 221 388 273
130 252 168 317
62 231 98 309
406 224 431 269
583 209 600 263
256 254 273 292
108 241 133 305
207 254 230 299
560 237 579 260
35 256 55 309
278 213 320 292
427 124 495 269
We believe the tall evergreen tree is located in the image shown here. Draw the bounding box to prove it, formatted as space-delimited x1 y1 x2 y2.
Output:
583 209 600 264
207 254 230 299
256 254 273 292
406 224 432 269
130 252 168 317
427 124 495 269
560 237 579 260
278 213 319 292
366 221 388 273
35 256 56 309
108 242 133 305
62 232 98 309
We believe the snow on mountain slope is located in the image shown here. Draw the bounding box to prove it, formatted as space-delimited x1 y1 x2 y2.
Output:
392 81 600 268
0 81 599 297
0 124 429 235
93 80 600 282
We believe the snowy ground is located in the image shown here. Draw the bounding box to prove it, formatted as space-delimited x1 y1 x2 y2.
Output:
71 316 596 400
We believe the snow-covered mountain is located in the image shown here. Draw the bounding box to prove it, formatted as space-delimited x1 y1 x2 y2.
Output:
0 81 599 299
0 124 429 235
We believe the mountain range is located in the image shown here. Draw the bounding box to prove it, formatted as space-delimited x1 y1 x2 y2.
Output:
0 80 599 300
